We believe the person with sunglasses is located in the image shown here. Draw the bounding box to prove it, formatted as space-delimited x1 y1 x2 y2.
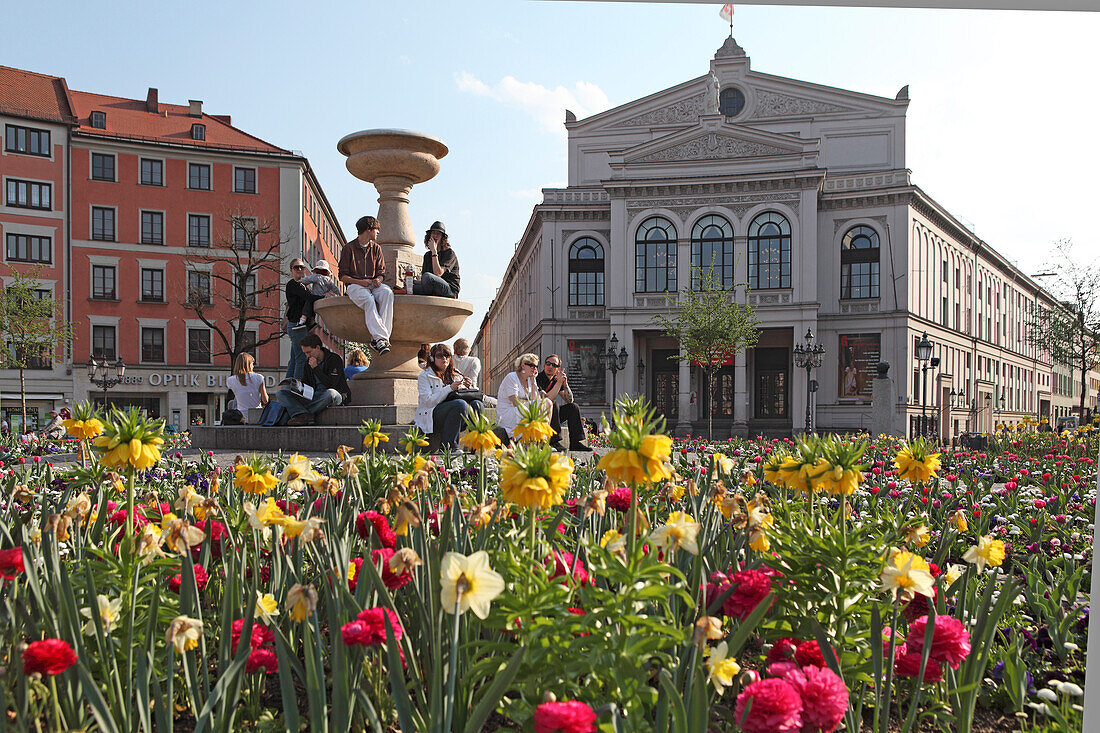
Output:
536 354 592 452
496 352 549 445
284 258 322 379
414 343 483 451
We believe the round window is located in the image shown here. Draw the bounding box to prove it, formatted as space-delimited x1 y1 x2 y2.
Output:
719 87 746 118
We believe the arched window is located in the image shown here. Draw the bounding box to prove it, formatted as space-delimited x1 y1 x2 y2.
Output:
635 216 677 293
568 237 604 306
690 214 734 289
840 225 880 299
747 212 791 289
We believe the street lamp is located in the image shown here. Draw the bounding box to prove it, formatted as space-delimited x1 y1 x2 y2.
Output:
601 332 629 411
915 332 935 440
998 389 1006 426
88 356 126 408
793 327 825 433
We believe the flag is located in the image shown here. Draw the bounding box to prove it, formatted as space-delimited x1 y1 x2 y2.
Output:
719 4 734 23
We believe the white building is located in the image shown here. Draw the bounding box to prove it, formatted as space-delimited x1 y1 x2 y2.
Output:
475 37 1083 438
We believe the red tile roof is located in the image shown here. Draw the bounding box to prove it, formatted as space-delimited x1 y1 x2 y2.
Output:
69 90 290 154
0 65 76 124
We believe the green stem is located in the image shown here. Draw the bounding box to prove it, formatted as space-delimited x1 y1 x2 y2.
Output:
529 509 538 567
48 676 63 731
443 598 462 733
125 467 136 543
627 485 639 560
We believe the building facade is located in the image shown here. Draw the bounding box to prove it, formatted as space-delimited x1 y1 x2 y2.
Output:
476 38 1090 439
1 65 344 430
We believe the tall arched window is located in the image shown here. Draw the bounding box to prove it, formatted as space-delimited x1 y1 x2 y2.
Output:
568 237 604 306
747 212 791 289
840 225 880 299
635 216 677 293
690 214 734 289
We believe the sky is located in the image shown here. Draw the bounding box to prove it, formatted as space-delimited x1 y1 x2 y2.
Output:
4 1 1098 347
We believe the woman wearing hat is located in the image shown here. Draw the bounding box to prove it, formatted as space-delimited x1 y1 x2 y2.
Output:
412 221 460 299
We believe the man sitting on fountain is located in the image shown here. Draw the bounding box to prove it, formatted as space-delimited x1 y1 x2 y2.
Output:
278 333 351 426
339 216 393 355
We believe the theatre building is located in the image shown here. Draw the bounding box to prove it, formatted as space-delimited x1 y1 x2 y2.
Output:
477 37 1066 439
1 65 344 429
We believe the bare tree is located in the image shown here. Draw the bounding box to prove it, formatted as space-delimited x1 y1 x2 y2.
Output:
652 265 760 440
1026 239 1100 419
181 211 290 368
0 266 74 431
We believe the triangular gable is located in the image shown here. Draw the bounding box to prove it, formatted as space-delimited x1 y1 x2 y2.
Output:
614 121 814 165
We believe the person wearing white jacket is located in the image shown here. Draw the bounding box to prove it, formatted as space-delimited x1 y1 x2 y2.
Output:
414 343 483 451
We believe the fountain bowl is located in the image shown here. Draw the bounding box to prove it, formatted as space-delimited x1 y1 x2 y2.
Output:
337 129 449 184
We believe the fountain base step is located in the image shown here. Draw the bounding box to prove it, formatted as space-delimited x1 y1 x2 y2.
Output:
190 420 439 454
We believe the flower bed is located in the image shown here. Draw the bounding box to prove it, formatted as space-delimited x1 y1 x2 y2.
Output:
0 401 1093 731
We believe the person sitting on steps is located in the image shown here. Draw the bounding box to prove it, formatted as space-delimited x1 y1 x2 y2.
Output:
344 348 370 380
536 353 592 452
296 259 341 328
278 333 351 426
414 343 484 452
496 353 551 447
412 221 460 298
285 258 321 380
339 216 393 355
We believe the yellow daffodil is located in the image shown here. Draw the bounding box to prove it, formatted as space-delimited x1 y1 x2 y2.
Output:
880 548 935 601
894 438 941 484
166 615 203 654
255 592 280 625
905 525 931 548
281 454 318 491
650 511 701 555
963 535 1006 572
136 524 166 564
390 547 422 575
247 498 287 528
176 485 203 515
943 564 963 586
286 584 317 622
695 616 724 642
64 492 92 524
711 453 735 477
706 641 742 693
440 551 505 619
950 509 968 532
600 529 626 555
161 518 205 555
81 594 123 635
499 444 573 509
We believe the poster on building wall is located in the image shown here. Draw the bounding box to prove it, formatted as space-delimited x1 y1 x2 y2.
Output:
566 339 607 405
838 333 880 403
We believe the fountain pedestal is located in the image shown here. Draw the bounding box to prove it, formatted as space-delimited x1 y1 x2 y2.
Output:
325 129 472 407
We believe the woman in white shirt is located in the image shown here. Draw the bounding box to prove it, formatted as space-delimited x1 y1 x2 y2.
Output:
415 343 483 451
496 352 551 443
228 353 269 420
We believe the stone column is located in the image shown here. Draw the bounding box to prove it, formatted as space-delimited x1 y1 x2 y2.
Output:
676 358 691 436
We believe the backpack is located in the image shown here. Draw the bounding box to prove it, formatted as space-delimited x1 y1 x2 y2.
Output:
222 409 245 425
259 401 289 427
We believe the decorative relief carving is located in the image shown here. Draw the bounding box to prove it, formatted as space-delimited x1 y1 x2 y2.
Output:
626 192 801 220
833 215 889 235
569 309 606 320
749 90 847 119
633 133 790 163
614 92 708 127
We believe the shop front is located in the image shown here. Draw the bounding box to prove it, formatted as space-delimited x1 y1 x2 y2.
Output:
75 367 281 430
1 392 67 433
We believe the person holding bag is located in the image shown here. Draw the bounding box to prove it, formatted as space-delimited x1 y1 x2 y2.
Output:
414 343 483 451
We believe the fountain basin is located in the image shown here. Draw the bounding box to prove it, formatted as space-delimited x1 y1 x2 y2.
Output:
337 129 448 184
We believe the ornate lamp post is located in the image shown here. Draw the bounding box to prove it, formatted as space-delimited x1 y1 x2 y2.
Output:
793 327 825 433
88 356 125 408
601 332 629 411
915 332 934 439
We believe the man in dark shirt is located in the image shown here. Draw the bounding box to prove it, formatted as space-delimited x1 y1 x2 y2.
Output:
277 333 351 426
412 221 461 298
339 216 393 354
536 353 592 452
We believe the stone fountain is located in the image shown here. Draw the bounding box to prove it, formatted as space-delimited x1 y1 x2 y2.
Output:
315 129 473 407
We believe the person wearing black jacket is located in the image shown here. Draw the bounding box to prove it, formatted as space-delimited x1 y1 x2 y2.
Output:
536 354 592 452
285 258 322 380
412 221 461 298
277 333 351 426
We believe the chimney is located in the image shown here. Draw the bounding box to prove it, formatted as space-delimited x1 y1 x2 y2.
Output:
146 87 159 113
188 99 203 117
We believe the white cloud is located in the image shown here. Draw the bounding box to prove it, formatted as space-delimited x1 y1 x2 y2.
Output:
454 72 611 135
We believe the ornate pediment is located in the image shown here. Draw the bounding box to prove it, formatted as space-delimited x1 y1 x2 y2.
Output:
749 89 849 119
630 132 793 164
612 92 709 128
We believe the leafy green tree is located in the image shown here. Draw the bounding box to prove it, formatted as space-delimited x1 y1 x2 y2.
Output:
0 266 75 431
652 265 760 439
1026 240 1100 419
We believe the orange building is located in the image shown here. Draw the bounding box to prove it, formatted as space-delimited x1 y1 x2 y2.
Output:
1 65 344 429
